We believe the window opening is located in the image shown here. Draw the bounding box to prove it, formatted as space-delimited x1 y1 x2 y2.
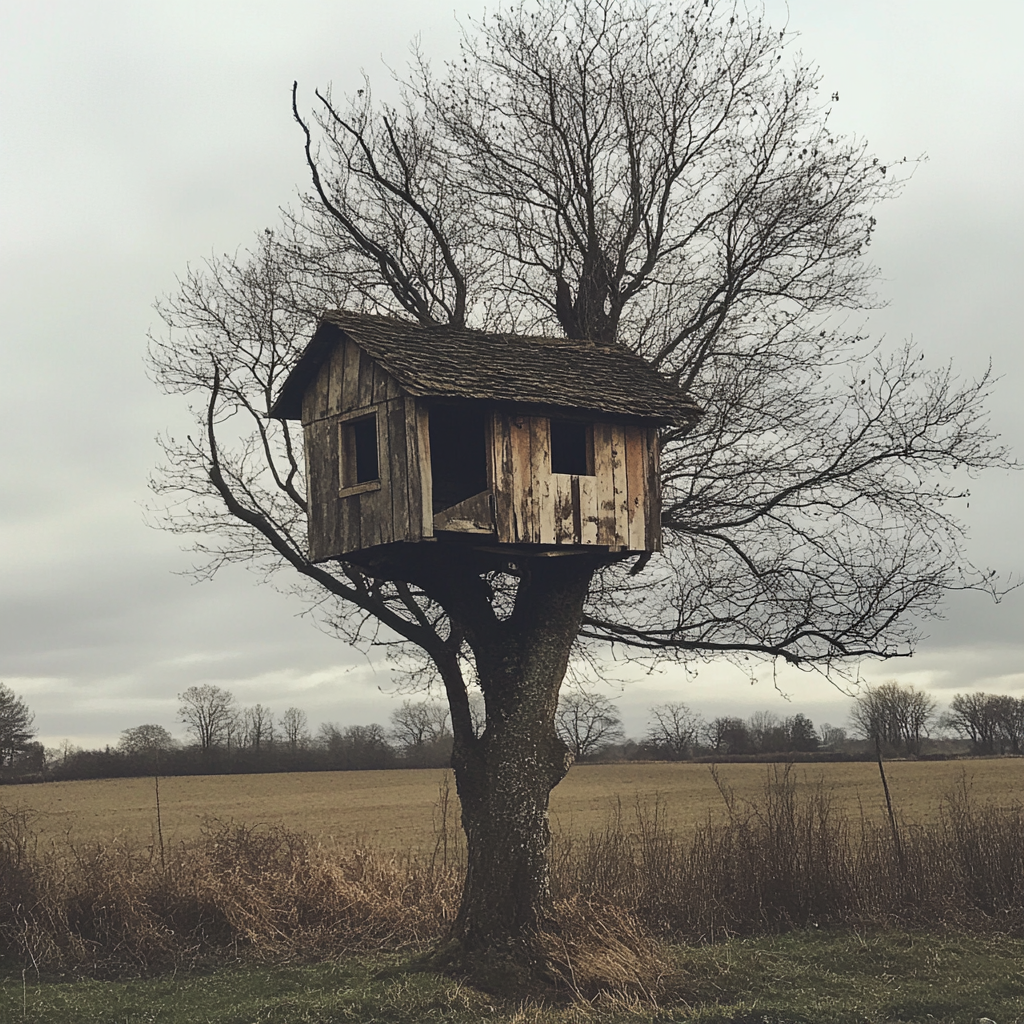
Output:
429 404 488 512
550 419 594 476
341 414 379 487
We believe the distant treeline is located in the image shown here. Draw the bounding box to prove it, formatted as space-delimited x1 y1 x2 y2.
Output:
1 680 1021 784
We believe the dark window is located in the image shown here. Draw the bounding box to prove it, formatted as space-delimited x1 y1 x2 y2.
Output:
429 404 488 512
550 419 594 476
341 414 379 487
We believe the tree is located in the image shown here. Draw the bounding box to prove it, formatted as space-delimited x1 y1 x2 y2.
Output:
785 713 819 752
747 711 786 753
703 716 753 755
178 685 237 751
645 702 703 760
0 682 35 767
118 724 178 757
850 681 937 756
317 722 395 770
389 700 452 750
941 692 1024 755
241 704 275 750
149 0 1011 976
280 706 310 751
555 690 624 760
818 723 847 750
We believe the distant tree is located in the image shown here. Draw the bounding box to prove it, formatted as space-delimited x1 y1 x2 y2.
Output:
645 702 703 760
118 724 178 756
389 700 452 752
0 682 35 767
747 711 787 753
242 704 275 750
850 681 936 756
318 722 394 770
280 707 310 751
785 713 819 752
555 690 624 760
178 684 237 751
703 716 752 755
941 692 1024 755
818 723 847 750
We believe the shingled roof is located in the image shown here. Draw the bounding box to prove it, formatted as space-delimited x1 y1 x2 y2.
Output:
270 311 700 426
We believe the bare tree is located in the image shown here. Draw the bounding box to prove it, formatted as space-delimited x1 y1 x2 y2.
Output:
818 723 847 750
747 711 785 753
280 706 309 751
178 685 237 752
389 700 452 753
555 690 624 760
703 716 752 755
242 704 275 750
317 722 394 769
850 681 937 756
941 693 1024 755
0 682 35 768
149 0 1013 974
645 702 703 760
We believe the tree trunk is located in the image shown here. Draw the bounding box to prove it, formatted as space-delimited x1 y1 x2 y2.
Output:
422 554 598 972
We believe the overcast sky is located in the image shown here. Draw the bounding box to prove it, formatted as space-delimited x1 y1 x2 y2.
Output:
1 0 1021 750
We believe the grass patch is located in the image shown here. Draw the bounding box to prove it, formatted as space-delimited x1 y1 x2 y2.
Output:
1 931 1021 1023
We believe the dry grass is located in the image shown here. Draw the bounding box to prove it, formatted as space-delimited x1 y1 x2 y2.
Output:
8 759 1024 849
2 764 1023 992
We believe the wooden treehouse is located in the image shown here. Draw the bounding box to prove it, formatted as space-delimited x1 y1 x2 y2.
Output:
270 311 699 568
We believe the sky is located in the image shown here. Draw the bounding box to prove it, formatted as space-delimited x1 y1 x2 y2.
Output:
1 0 1022 751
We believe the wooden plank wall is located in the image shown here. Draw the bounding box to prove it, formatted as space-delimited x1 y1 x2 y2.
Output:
491 413 660 552
301 338 430 561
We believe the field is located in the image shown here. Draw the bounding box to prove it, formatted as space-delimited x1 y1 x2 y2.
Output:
6 758 1024 850
3 759 1024 1020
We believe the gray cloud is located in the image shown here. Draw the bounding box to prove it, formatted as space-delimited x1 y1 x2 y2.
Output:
1 0 1021 748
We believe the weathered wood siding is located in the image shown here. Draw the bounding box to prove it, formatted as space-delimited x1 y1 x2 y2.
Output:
490 412 660 552
301 337 431 561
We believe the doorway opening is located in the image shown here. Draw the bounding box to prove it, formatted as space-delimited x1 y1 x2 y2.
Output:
429 404 489 513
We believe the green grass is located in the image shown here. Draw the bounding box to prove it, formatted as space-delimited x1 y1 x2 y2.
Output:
2 931 1022 1024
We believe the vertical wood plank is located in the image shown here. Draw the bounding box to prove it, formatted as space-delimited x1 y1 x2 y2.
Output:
610 422 629 550
510 415 533 543
491 411 515 544
647 427 662 552
552 474 575 544
371 362 390 405
371 406 392 548
578 475 599 545
530 416 555 544
387 398 411 543
416 403 434 538
327 345 346 417
593 421 617 546
341 338 360 412
357 348 376 409
303 360 331 424
403 397 423 542
624 424 647 551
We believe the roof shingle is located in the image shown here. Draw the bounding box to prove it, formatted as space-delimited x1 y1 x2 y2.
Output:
271 311 700 426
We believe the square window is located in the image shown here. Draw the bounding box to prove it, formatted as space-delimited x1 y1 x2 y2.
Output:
550 419 594 476
341 414 379 488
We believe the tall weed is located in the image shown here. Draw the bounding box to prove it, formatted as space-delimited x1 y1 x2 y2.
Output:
1 766 1022 975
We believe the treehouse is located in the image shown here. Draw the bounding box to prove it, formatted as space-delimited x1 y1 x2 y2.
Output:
270 311 699 567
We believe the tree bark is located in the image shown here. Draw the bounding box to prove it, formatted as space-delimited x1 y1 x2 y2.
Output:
418 554 598 964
